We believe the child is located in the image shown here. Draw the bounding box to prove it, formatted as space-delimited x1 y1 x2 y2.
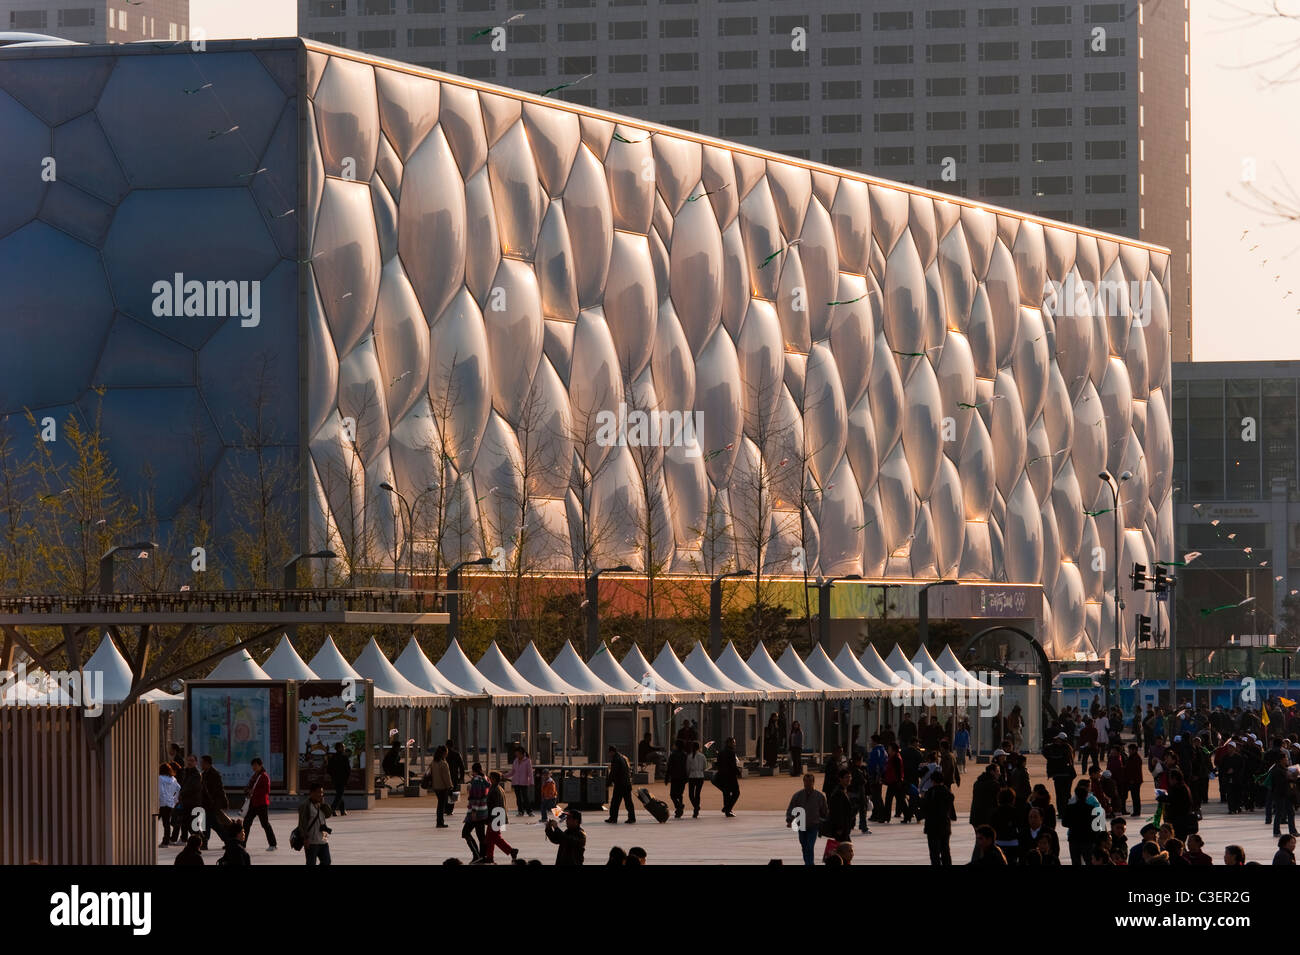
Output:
539 770 558 818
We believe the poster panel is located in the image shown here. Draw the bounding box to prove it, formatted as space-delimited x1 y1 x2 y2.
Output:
298 680 369 791
189 684 287 786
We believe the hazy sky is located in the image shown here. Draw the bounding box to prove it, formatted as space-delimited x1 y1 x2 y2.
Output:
1192 1 1300 360
189 0 296 40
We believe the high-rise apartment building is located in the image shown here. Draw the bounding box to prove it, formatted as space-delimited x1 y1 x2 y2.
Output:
2 1 189 43
298 0 1191 360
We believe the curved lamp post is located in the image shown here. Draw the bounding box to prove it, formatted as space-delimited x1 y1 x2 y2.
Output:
1099 470 1132 708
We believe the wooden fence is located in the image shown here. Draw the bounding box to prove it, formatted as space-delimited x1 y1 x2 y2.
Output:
0 703 158 864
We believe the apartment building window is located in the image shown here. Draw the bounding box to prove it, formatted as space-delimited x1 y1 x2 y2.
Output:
979 176 1020 197
873 45 912 66
928 179 968 196
772 49 808 68
57 8 95 27
508 57 546 76
822 13 860 32
1033 73 1072 94
310 0 347 13
609 0 645 6
825 80 863 99
1032 39 1072 59
979 75 1019 95
978 42 1019 62
1040 210 1074 222
459 58 497 78
770 14 808 33
11 9 48 28
1084 4 1125 23
874 146 915 166
609 88 648 107
510 0 543 8
414 60 447 70
1086 174 1127 194
926 77 966 96
772 116 811 136
979 7 1019 27
357 29 396 48
926 145 966 165
720 83 758 104
873 113 913 133
720 117 758 138
660 18 697 38
823 47 862 67
717 16 757 35
557 0 594 6
407 0 442 12
1031 5 1071 25
1086 209 1128 229
609 20 646 40
823 148 862 168
981 143 1020 163
872 11 913 30
1032 107 1072 127
783 149 811 160
407 27 444 46
1086 38 1126 57
716 50 755 71
1085 106 1127 126
1032 176 1073 196
1032 142 1073 162
309 31 347 44
662 86 699 106
926 9 965 29
558 22 595 42
560 55 595 74
360 0 394 14
772 82 810 101
1085 71 1126 91
671 118 701 132
608 54 647 73
979 109 1019 129
927 111 967 131
1085 140 1127 160
458 0 492 11
661 52 699 72
927 43 965 63
508 23 545 43
825 114 863 134
875 78 913 97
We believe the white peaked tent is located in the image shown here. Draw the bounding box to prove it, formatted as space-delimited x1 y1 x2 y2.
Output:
394 637 476 697
262 635 318 681
551 641 635 703
436 639 527 705
588 643 671 702
684 643 769 701
651 644 732 702
714 642 793 700
748 643 820 700
833 644 894 692
477 642 566 705
885 645 945 691
354 638 448 707
84 634 182 709
936 645 1000 693
514 642 603 705
207 649 270 680
859 643 908 689
804 644 883 696
308 636 363 682
910 645 964 691
777 645 852 699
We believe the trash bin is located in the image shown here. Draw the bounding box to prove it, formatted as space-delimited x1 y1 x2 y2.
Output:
537 733 553 764
562 773 583 804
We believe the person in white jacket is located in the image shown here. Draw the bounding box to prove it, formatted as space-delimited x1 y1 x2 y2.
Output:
685 742 706 818
158 762 181 848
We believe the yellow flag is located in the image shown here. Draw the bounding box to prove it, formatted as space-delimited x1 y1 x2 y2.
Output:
1282 698 1297 708
1262 707 1271 727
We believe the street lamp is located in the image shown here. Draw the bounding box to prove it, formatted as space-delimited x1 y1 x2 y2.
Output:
379 482 439 585
98 542 158 594
446 557 493 644
585 565 633 657
709 570 753 657
918 579 960 649
1099 469 1132 708
817 575 862 649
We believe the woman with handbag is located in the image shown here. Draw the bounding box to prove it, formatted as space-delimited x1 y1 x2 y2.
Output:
426 745 454 828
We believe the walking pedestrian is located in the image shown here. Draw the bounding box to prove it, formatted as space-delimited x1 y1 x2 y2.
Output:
509 747 534 816
158 762 180 848
177 754 202 844
326 742 351 816
242 757 277 851
605 745 636 823
788 721 804 776
921 780 957 865
199 755 228 851
480 771 518 863
714 737 741 816
298 784 334 866
785 772 829 866
446 739 465 791
461 763 490 862
538 770 558 818
428 745 453 829
666 740 689 818
686 740 705 817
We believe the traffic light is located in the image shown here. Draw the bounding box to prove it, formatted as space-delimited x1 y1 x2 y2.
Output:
1153 565 1169 593
1136 613 1152 643
1130 562 1148 591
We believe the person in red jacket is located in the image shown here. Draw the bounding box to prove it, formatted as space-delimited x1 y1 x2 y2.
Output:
1122 743 1144 816
882 743 905 822
243 757 277 851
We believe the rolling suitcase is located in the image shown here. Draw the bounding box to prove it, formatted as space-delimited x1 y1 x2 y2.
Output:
635 787 670 823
